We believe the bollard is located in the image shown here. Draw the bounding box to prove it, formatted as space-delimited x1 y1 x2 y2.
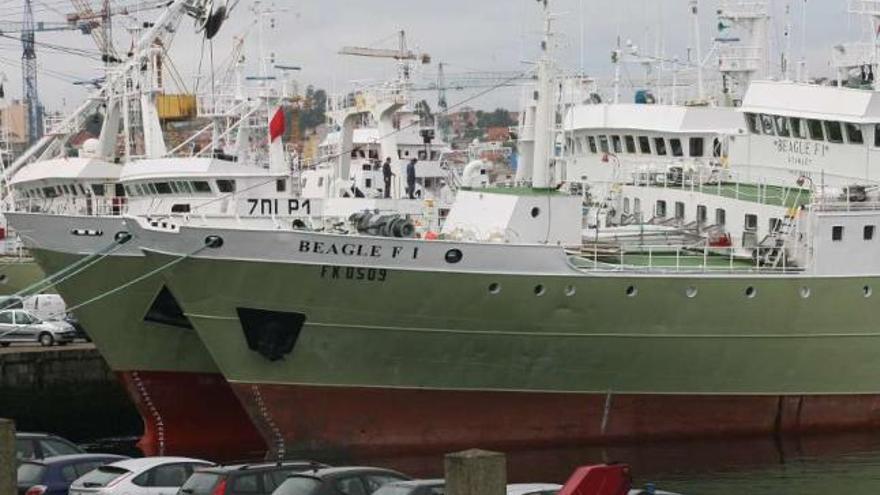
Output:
444 449 506 495
0 418 15 495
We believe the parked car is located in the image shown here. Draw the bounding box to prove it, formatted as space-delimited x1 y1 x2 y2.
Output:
272 467 410 495
17 454 129 495
62 314 90 342
69 457 213 495
372 479 444 495
178 460 329 495
506 484 560 495
0 309 76 347
0 295 24 310
16 433 84 463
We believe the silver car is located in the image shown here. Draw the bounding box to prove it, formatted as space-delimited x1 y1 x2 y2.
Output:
0 309 76 347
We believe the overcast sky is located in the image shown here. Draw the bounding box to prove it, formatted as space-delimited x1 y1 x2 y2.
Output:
0 0 867 113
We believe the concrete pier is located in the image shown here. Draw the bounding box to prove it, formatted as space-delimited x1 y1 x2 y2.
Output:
445 449 506 495
1 418 14 495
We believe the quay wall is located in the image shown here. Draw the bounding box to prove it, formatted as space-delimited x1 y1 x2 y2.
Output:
0 347 141 444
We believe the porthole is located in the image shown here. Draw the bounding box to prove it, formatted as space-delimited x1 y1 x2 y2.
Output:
445 249 463 264
488 283 501 295
565 285 576 297
0 274 8 285
534 284 546 296
865 285 873 298
800 286 811 299
531 207 540 218
685 286 698 298
745 286 757 298
625 285 637 297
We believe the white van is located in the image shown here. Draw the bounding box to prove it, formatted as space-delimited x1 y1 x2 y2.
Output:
23 294 67 321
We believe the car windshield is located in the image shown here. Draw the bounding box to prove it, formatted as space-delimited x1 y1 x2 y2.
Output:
42 439 82 456
275 476 322 495
179 472 221 495
17 463 46 485
76 466 130 487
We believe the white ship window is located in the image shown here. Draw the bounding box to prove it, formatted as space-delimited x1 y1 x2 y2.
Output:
147 183 158 195
431 151 440 160
169 182 180 194
655 200 667 218
674 201 685 219
575 138 583 154
638 136 651 154
192 181 212 193
760 114 775 135
634 198 641 214
599 135 610 153
79 184 88 195
716 208 726 227
832 225 844 241
825 121 844 144
565 138 573 153
865 225 875 240
623 198 631 214
69 185 78 196
178 181 193 194
155 182 173 194
276 179 287 192
134 184 144 196
712 138 722 157
611 135 622 154
418 150 428 160
654 138 667 156
744 214 758 231
774 116 791 137
746 113 760 134
588 136 598 153
769 218 782 233
624 136 636 153
124 185 134 197
689 137 704 157
846 123 864 144
807 119 824 141
697 205 707 223
216 180 236 193
62 184 71 195
91 184 104 196
791 118 807 139
670 138 683 157
874 125 880 147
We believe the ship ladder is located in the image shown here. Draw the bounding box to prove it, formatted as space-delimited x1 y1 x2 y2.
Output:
762 188 805 269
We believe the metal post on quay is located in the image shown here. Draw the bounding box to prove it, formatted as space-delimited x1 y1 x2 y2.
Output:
444 449 507 495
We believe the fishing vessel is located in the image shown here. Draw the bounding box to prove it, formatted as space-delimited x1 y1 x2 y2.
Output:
126 0 880 458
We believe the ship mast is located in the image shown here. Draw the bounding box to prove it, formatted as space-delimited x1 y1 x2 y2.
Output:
531 0 556 190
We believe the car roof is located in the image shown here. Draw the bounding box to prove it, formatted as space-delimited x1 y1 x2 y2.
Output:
16 432 58 438
33 454 128 465
290 466 408 479
198 461 325 474
382 479 444 487
506 483 562 495
108 457 213 472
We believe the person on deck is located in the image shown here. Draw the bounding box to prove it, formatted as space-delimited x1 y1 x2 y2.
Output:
406 158 418 199
382 157 394 198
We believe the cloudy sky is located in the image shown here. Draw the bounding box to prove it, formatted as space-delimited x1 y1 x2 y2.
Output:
0 0 867 113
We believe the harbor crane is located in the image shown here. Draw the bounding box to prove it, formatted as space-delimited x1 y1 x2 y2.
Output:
339 30 430 84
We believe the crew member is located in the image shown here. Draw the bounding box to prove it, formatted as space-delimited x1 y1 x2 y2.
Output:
406 158 418 199
382 157 394 198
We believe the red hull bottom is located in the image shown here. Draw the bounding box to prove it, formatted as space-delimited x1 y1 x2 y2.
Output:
232 383 880 457
117 371 266 460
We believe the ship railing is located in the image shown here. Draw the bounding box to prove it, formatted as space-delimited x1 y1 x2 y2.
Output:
812 201 880 212
848 0 880 16
718 45 764 73
628 165 809 209
569 243 805 274
12 197 128 217
717 0 769 18
831 42 875 70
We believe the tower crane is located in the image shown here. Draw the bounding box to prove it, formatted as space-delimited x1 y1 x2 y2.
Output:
339 30 430 84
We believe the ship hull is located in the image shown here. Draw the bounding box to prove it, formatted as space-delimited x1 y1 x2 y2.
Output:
0 257 46 295
6 213 264 460
135 221 880 457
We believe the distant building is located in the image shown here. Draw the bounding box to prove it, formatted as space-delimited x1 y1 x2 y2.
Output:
485 126 511 142
0 102 28 145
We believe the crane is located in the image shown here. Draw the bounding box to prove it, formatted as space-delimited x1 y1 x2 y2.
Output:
339 30 430 84
22 0 41 146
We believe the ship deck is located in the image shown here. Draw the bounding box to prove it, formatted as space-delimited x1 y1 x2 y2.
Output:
632 181 812 208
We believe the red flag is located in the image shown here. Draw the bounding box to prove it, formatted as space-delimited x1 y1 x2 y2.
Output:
269 107 286 142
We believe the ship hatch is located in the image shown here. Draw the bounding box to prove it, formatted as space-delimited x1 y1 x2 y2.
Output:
236 308 306 362
144 286 194 329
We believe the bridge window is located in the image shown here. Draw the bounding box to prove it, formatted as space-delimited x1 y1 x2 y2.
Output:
845 123 864 144
124 186 135 197
633 198 641 215
587 136 597 153
760 114 775 135
276 179 287 192
670 138 683 157
654 138 667 156
746 113 760 134
574 138 583 154
638 136 651 154
807 119 825 141
147 183 158 195
655 200 667 218
689 137 704 157
744 214 758 232
155 182 172 194
674 201 685 219
774 116 791 137
598 135 610 153
769 218 782 233
623 197 630 214
715 208 726 227
791 118 807 139
865 225 875 240
832 225 844 241
712 138 722 158
192 181 212 193
611 135 622 153
825 121 844 144
874 125 880 147
624 135 636 153
697 205 707 224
